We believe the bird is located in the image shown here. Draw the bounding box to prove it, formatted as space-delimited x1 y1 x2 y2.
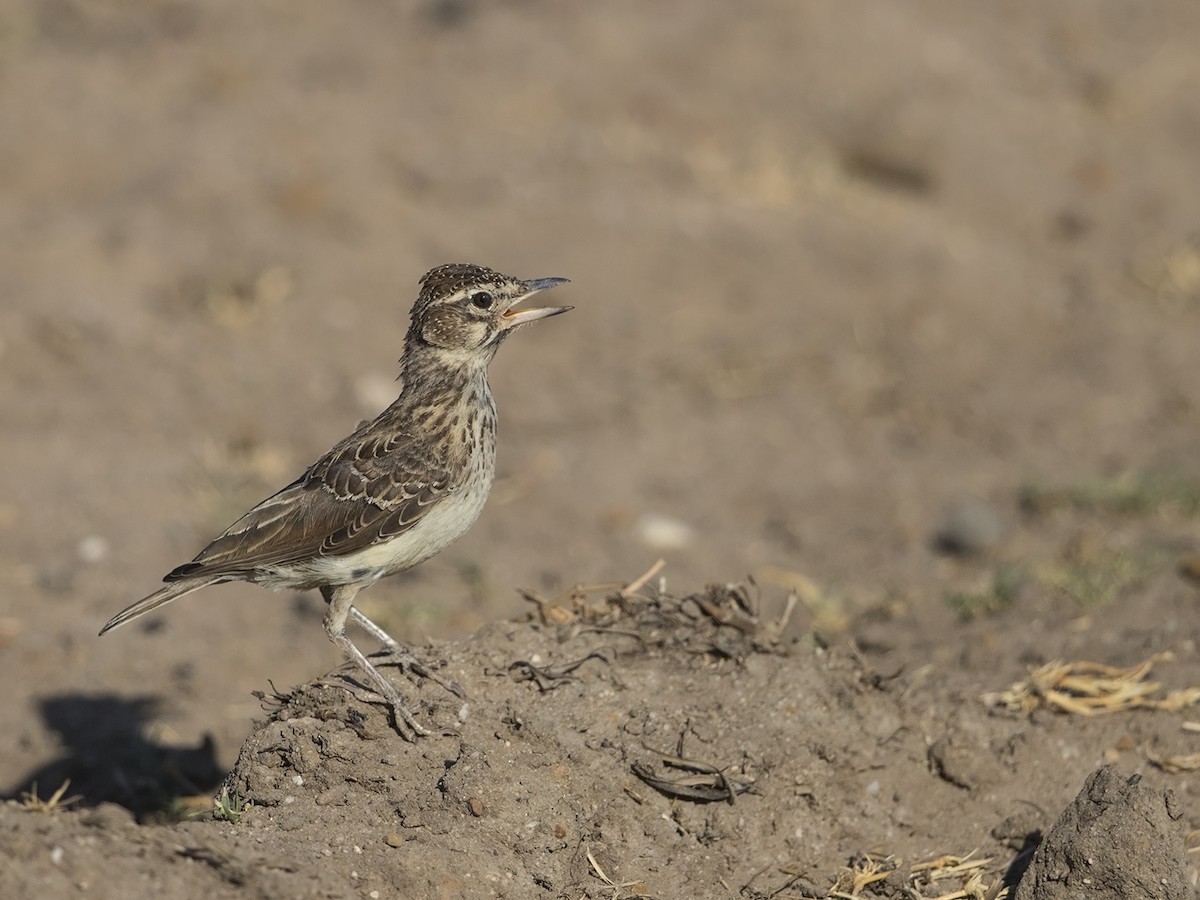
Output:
100 263 571 739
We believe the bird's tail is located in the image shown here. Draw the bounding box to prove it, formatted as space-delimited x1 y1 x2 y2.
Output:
98 577 217 636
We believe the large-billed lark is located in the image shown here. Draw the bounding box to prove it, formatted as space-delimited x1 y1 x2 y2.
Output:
101 263 571 739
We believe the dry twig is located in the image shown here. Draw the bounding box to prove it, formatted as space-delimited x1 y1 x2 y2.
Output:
521 559 667 627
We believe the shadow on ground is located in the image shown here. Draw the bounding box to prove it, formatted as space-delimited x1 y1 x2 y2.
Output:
3 695 224 821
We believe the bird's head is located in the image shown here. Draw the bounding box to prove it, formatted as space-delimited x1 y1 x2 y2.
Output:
408 263 571 354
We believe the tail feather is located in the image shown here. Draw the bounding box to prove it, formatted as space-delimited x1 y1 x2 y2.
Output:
98 577 218 636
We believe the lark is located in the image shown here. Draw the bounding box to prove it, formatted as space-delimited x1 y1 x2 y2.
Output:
100 263 571 739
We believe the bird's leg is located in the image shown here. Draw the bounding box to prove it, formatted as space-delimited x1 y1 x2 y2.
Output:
321 584 429 739
347 606 466 699
345 604 404 650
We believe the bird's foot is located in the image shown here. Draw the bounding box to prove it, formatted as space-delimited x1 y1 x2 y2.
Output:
369 645 466 699
348 607 466 699
326 674 431 740
330 633 440 740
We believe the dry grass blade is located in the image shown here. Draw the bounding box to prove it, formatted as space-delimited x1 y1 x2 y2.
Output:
620 558 665 598
807 850 1008 900
586 847 654 898
982 652 1200 716
911 852 987 878
910 851 1006 900
18 778 82 813
828 852 895 897
756 565 848 633
521 560 666 626
1148 750 1200 773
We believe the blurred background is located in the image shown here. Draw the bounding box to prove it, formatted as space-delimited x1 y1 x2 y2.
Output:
2 0 1198 778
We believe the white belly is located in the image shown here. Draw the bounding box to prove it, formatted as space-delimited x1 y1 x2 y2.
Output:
346 470 490 574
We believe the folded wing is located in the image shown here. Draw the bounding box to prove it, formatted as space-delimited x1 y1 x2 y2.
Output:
166 426 456 581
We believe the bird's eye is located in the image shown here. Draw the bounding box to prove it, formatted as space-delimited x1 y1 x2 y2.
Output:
470 291 494 310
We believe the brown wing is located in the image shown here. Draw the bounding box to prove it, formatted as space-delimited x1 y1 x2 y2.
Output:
165 424 457 581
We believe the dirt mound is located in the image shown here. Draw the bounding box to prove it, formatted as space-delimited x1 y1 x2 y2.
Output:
5 581 1196 898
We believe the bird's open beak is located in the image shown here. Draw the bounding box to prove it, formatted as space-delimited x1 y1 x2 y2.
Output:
500 277 572 328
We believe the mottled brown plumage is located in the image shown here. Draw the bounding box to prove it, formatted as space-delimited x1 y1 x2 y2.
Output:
101 263 571 739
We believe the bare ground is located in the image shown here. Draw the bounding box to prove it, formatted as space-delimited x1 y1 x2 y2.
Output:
2 1 1200 898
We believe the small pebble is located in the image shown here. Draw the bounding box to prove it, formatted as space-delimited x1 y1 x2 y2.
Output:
77 535 109 564
1179 554 1200 585
636 513 694 550
932 497 1004 556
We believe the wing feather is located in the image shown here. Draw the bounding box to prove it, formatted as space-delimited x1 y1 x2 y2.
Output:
166 416 460 581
